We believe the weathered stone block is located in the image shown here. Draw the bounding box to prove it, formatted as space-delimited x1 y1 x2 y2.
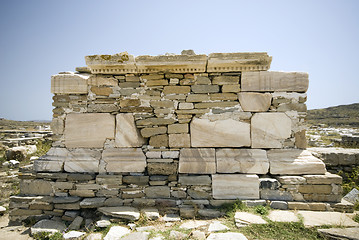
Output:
268 149 326 175
20 180 53 195
251 113 291 148
216 149 269 174
149 134 168 147
91 86 113 96
222 84 241 93
191 85 219 93
51 73 89 94
303 173 342 184
169 134 191 148
298 185 332 194
163 86 191 94
212 76 239 85
242 71 308 92
178 175 211 186
145 186 170 198
186 94 210 102
140 127 167 138
168 124 188 134
102 148 146 173
238 92 272 112
122 176 149 185
191 118 250 147
65 113 115 148
34 147 68 172
115 114 145 147
179 148 216 174
64 148 101 173
212 174 259 199
147 163 177 175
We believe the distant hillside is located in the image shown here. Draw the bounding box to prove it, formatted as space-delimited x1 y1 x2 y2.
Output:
307 103 359 127
0 118 50 130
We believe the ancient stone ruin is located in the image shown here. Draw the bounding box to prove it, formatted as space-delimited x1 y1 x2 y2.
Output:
10 51 345 222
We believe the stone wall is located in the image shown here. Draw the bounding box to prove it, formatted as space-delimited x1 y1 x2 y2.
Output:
10 51 344 221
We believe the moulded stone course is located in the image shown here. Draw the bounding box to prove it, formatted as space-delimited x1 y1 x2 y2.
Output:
65 113 115 148
191 118 250 147
140 127 167 138
238 92 272 112
115 114 145 147
102 148 146 173
212 174 259 199
268 149 326 175
241 71 309 92
51 73 89 94
216 149 269 174
251 112 292 148
179 148 216 174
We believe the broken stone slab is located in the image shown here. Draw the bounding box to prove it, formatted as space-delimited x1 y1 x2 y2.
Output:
191 118 250 147
234 212 267 227
268 149 326 175
115 113 145 147
102 148 146 173
212 174 259 199
207 52 272 72
51 72 89 94
318 227 359 240
98 206 140 221
20 179 53 195
343 188 359 204
179 148 216 174
238 92 272 112
103 226 131 240
241 71 309 92
141 208 160 220
216 149 269 174
85 52 136 74
207 232 248 240
65 113 115 148
267 210 299 222
63 231 86 240
208 221 230 232
30 219 66 235
251 112 292 148
34 147 69 172
298 211 359 227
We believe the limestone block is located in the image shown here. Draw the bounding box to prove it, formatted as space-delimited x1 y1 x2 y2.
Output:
65 149 101 173
212 174 259 199
303 172 342 184
212 76 239 85
268 149 326 175
51 118 64 135
168 124 188 134
216 149 269 174
179 148 216 174
169 134 191 148
251 113 291 148
149 134 168 147
20 180 53 195
163 86 191 94
34 147 68 172
186 94 210 102
51 73 89 94
64 161 99 173
207 52 272 72
115 114 145 147
178 176 212 186
191 118 250 147
140 127 167 138
238 92 272 112
222 84 241 93
242 71 309 92
102 148 146 173
191 85 219 93
65 113 115 148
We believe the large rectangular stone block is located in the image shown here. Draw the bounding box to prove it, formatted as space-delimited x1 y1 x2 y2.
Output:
268 149 326 175
34 147 68 172
115 114 145 147
64 149 102 173
241 71 309 92
212 174 259 199
102 148 146 173
179 148 216 174
216 149 269 174
51 73 89 94
251 113 291 148
64 113 115 148
191 118 250 147
238 92 272 112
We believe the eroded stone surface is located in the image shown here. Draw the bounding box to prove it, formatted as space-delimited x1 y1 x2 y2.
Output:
191 118 250 147
115 113 145 147
238 92 272 112
65 113 115 148
102 148 146 173
179 148 216 174
216 149 269 174
51 73 89 94
212 174 259 199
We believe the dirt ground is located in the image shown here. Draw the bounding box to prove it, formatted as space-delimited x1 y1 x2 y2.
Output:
0 214 33 240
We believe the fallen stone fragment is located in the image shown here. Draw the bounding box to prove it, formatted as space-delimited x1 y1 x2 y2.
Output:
30 219 66 235
98 206 140 221
162 213 181 222
298 211 359 227
63 231 86 240
141 208 160 220
234 212 267 227
96 219 111 228
68 216 83 230
318 227 359 240
104 226 131 240
180 220 209 229
343 188 359 204
267 210 299 222
207 232 248 240
84 233 103 240
208 221 229 232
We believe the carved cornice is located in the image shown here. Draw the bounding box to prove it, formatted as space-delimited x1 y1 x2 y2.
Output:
85 51 272 74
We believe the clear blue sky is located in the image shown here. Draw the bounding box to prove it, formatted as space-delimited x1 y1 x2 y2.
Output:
0 0 358 121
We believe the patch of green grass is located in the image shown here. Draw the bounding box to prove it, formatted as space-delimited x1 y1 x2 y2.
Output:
354 214 359 223
340 166 359 195
220 200 247 219
240 221 325 240
32 231 63 240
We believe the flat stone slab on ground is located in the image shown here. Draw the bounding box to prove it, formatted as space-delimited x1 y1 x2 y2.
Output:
121 232 150 240
104 226 131 240
234 212 267 227
180 220 209 229
267 210 299 222
318 227 359 240
98 206 140 221
162 213 181 222
30 219 66 235
63 231 86 239
207 232 248 240
298 211 359 227
208 221 230 232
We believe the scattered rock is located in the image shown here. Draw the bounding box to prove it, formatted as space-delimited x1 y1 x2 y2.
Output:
234 212 267 227
30 219 66 235
343 188 359 204
169 230 187 239
270 201 288 210
104 226 131 240
208 221 229 232
141 208 159 220
63 231 86 239
9 160 20 168
192 230 206 240
207 232 248 240
96 219 111 228
121 232 150 240
136 226 156 232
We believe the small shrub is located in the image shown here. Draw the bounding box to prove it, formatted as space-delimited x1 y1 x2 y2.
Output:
33 231 63 240
254 205 269 216
220 200 246 218
340 166 359 195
